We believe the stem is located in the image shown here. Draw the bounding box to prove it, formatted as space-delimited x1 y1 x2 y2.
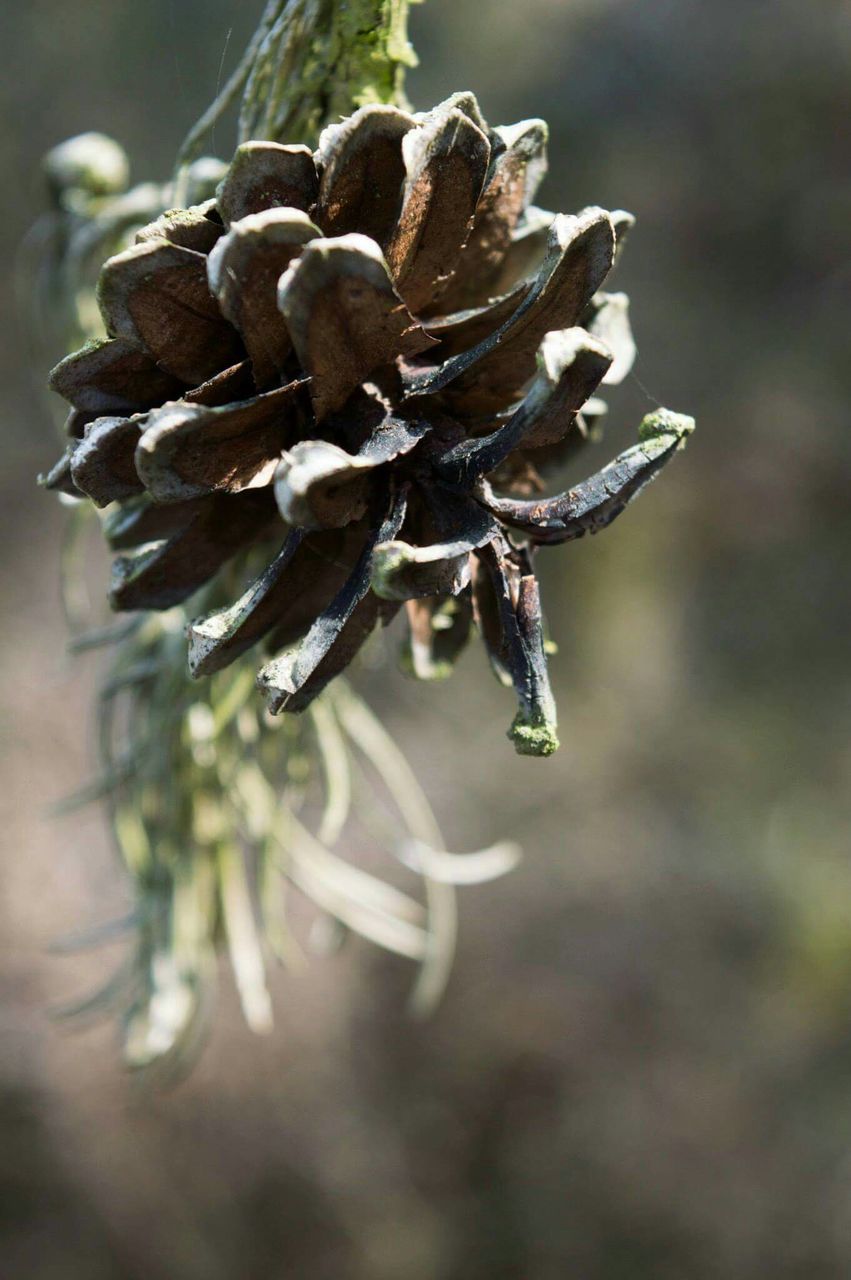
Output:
177 0 423 173
240 0 423 147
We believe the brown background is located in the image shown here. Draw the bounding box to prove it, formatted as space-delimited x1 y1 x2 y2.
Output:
1 1 850 1276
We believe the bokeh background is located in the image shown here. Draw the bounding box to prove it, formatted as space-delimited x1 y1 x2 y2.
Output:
2 1 850 1276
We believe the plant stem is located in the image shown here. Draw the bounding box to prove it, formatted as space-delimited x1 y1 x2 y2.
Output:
177 0 423 173
240 0 423 146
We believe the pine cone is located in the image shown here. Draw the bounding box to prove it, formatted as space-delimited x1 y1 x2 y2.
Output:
44 93 692 756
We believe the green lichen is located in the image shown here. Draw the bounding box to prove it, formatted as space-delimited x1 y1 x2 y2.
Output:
638 408 696 443
509 713 560 759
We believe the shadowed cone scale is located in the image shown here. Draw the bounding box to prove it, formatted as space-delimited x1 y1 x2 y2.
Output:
44 92 693 756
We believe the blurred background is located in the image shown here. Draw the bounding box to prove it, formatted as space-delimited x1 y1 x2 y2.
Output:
2 0 850 1275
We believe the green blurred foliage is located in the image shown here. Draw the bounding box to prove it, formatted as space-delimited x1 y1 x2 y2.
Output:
1 1 850 1277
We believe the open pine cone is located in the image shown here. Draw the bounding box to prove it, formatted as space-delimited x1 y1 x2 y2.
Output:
44 93 693 756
